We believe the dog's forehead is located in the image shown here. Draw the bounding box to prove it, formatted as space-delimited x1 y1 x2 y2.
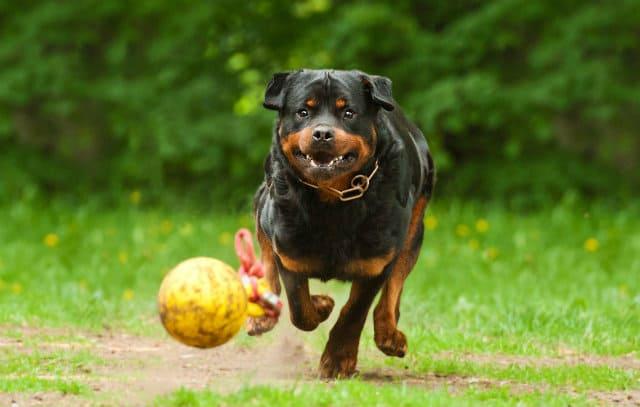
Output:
288 70 365 103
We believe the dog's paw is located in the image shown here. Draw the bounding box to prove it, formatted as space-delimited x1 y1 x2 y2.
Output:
246 315 278 336
375 328 407 357
319 350 358 379
311 294 334 322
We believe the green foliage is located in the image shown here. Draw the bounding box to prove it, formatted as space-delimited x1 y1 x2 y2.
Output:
0 0 638 202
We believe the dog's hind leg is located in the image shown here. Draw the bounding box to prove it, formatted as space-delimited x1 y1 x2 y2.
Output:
373 196 427 357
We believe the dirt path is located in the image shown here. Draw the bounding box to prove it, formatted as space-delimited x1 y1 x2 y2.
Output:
1 324 639 406
1 322 317 406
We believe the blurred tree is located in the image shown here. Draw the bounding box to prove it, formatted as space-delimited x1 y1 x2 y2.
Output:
0 0 638 206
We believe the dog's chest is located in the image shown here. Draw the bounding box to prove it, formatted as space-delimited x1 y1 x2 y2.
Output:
271 204 402 280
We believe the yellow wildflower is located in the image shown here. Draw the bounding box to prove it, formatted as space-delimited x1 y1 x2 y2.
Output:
484 247 499 261
122 289 135 301
78 280 88 291
179 223 194 237
584 238 599 252
475 219 490 233
118 251 129 265
424 216 438 231
468 239 480 250
160 220 173 234
218 232 233 246
456 224 470 238
129 190 141 205
43 233 59 248
11 282 23 294
618 284 629 297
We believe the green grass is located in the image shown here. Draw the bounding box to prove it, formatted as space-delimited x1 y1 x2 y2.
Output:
397 200 640 357
0 377 89 395
1 196 639 403
0 347 102 395
155 382 590 407
0 349 103 376
0 198 250 332
419 358 638 391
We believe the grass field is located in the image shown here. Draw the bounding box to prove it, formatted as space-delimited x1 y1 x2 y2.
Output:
1 194 638 405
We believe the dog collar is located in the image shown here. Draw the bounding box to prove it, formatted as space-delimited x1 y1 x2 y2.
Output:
298 160 379 202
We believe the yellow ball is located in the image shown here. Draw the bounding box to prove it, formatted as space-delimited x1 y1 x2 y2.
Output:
158 257 248 348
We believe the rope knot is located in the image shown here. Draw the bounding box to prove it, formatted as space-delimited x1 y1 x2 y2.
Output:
235 228 282 318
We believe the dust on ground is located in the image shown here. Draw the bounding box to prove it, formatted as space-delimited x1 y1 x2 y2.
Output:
1 324 639 406
1 322 315 406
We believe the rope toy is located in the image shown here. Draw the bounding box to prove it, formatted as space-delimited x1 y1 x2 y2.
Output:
235 228 282 319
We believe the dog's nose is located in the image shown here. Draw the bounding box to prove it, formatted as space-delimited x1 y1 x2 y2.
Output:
312 126 335 142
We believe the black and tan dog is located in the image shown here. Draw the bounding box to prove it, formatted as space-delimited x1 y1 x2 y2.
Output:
250 69 435 378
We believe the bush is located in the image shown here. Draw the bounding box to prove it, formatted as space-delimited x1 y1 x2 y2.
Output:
0 0 638 205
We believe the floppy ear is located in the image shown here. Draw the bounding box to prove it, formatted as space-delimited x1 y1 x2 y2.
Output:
361 74 395 111
263 72 291 111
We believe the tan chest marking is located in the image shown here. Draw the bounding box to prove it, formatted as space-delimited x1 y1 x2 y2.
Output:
344 250 396 278
274 245 319 273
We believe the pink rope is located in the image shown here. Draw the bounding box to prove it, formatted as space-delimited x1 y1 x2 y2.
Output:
235 228 282 318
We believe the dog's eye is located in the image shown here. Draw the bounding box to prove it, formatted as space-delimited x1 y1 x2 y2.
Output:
344 109 356 119
296 108 309 118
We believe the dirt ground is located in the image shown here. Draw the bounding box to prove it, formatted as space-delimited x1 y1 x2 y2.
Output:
1 324 639 406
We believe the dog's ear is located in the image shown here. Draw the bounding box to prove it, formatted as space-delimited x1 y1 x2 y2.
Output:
263 72 291 111
361 74 395 111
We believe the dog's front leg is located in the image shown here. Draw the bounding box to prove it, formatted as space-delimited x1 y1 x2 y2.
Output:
319 274 386 379
279 262 334 331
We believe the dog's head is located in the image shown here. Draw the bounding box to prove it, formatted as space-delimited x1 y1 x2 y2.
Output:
264 69 395 187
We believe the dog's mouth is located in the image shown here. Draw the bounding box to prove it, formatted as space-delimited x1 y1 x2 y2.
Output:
294 150 358 169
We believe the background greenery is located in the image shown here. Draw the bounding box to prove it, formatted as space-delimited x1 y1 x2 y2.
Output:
1 0 638 207
1 2 639 404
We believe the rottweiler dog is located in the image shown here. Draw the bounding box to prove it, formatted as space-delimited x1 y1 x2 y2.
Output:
250 69 435 378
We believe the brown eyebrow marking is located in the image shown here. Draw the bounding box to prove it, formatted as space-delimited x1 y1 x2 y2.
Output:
305 98 317 108
335 98 347 109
